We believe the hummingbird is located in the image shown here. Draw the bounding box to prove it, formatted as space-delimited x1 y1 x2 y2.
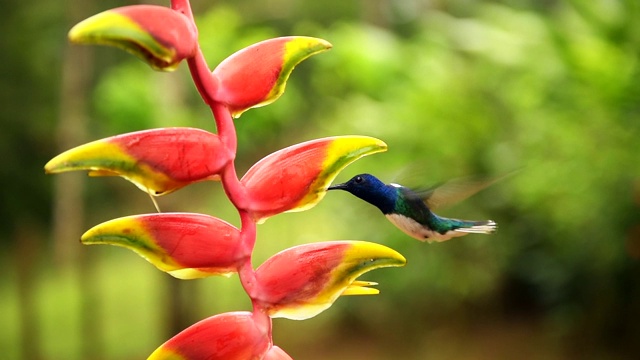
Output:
328 173 498 243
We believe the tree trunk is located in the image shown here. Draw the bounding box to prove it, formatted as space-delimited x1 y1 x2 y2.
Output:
54 0 97 358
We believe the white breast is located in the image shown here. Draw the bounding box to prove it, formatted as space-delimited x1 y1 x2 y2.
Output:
385 214 464 243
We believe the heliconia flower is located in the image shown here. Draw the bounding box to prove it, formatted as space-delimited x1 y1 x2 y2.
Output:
240 136 387 223
253 241 406 320
68 5 198 71
147 311 271 360
45 128 230 198
81 213 244 279
212 36 332 118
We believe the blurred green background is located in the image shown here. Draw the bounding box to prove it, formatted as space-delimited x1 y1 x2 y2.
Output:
1 0 639 359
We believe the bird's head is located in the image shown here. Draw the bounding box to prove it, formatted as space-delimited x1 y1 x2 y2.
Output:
328 174 396 212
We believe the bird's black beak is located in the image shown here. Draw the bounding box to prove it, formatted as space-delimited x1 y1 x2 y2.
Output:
328 183 346 191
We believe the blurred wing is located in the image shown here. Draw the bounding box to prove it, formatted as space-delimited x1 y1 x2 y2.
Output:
413 173 511 210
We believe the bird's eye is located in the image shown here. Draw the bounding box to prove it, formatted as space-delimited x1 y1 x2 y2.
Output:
354 176 363 184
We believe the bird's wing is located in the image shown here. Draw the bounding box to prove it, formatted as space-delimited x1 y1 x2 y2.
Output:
412 174 510 210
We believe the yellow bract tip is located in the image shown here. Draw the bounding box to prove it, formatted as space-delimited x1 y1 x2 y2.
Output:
342 280 380 296
68 8 188 71
291 136 387 214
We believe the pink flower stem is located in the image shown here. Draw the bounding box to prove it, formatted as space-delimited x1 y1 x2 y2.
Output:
219 164 258 300
186 51 216 106
252 306 273 346
177 0 218 115
237 210 258 293
211 102 237 158
178 0 269 341
170 0 194 19
175 0 262 317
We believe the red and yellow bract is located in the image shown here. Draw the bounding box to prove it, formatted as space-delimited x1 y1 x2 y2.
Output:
254 241 406 320
45 128 229 196
212 37 332 118
81 213 244 279
241 136 387 223
69 5 198 71
148 311 272 360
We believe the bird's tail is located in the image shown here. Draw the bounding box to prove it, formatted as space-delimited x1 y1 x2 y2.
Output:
453 219 497 234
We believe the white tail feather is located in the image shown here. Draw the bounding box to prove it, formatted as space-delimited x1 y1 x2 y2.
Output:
455 220 497 234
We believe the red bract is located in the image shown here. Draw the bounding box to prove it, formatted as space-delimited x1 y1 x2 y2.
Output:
241 136 387 223
212 37 332 118
81 213 244 279
147 311 272 360
254 241 406 320
45 128 229 196
69 5 198 71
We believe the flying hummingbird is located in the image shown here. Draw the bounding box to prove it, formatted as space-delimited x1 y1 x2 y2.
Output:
328 173 498 243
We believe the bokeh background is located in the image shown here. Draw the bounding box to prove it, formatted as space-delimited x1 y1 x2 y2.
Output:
2 0 639 359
